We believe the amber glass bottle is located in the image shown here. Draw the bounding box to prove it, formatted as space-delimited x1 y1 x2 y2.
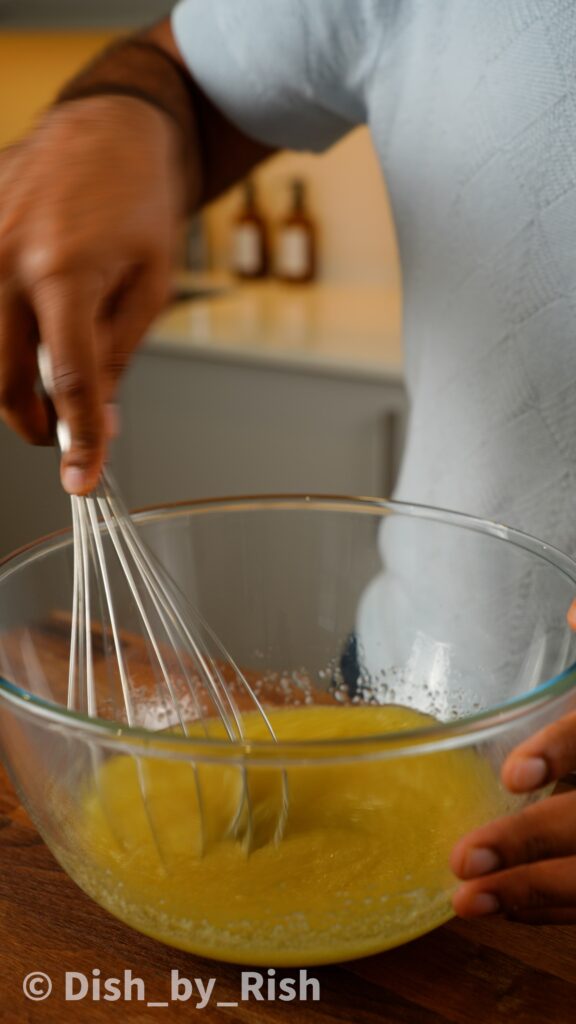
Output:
276 178 316 283
231 180 267 279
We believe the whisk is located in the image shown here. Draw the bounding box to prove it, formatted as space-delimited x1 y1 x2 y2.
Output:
37 347 288 856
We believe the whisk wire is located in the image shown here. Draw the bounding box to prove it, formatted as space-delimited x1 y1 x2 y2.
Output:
84 498 136 727
101 475 247 739
66 469 288 855
99 479 255 848
81 494 171 866
68 497 81 713
100 481 290 846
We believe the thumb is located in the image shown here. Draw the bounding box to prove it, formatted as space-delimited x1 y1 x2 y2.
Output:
34 274 105 494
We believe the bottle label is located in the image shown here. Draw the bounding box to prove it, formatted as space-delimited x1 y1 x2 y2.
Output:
278 226 310 279
233 224 262 274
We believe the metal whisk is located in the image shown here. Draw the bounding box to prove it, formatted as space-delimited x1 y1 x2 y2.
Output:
38 348 288 855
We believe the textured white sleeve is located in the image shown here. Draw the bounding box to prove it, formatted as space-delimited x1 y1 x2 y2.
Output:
171 0 375 151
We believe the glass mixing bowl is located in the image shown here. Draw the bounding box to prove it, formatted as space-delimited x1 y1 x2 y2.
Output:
1 495 576 966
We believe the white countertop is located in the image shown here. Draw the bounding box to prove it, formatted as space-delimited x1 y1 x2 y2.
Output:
146 277 404 384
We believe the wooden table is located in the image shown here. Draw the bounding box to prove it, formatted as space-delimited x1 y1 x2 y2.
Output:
1 765 575 1024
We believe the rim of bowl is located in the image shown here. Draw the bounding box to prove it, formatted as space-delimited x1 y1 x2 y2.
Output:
1 493 576 759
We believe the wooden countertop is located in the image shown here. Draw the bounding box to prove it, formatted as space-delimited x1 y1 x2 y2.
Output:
1 764 575 1024
146 278 404 384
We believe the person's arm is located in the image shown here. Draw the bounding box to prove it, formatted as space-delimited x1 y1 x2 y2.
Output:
0 17 273 495
56 20 274 207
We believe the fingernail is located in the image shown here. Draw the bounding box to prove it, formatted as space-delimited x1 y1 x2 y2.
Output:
62 466 88 495
468 893 500 916
464 847 500 878
56 421 71 453
510 756 548 791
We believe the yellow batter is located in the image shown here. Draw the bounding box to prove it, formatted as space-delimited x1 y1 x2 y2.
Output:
63 705 507 965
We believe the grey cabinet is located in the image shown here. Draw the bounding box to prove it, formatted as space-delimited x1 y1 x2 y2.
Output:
0 0 172 29
114 348 406 512
0 348 406 558
0 424 70 558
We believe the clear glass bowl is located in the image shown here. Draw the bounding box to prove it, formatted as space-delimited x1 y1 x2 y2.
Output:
1 495 576 966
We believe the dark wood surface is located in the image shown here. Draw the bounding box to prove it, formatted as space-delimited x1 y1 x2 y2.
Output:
1 765 575 1024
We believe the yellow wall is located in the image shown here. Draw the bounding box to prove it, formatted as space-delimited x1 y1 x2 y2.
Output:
0 32 400 286
0 31 120 144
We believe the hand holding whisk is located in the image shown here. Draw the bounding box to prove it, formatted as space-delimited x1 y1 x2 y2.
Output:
37 345 288 855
